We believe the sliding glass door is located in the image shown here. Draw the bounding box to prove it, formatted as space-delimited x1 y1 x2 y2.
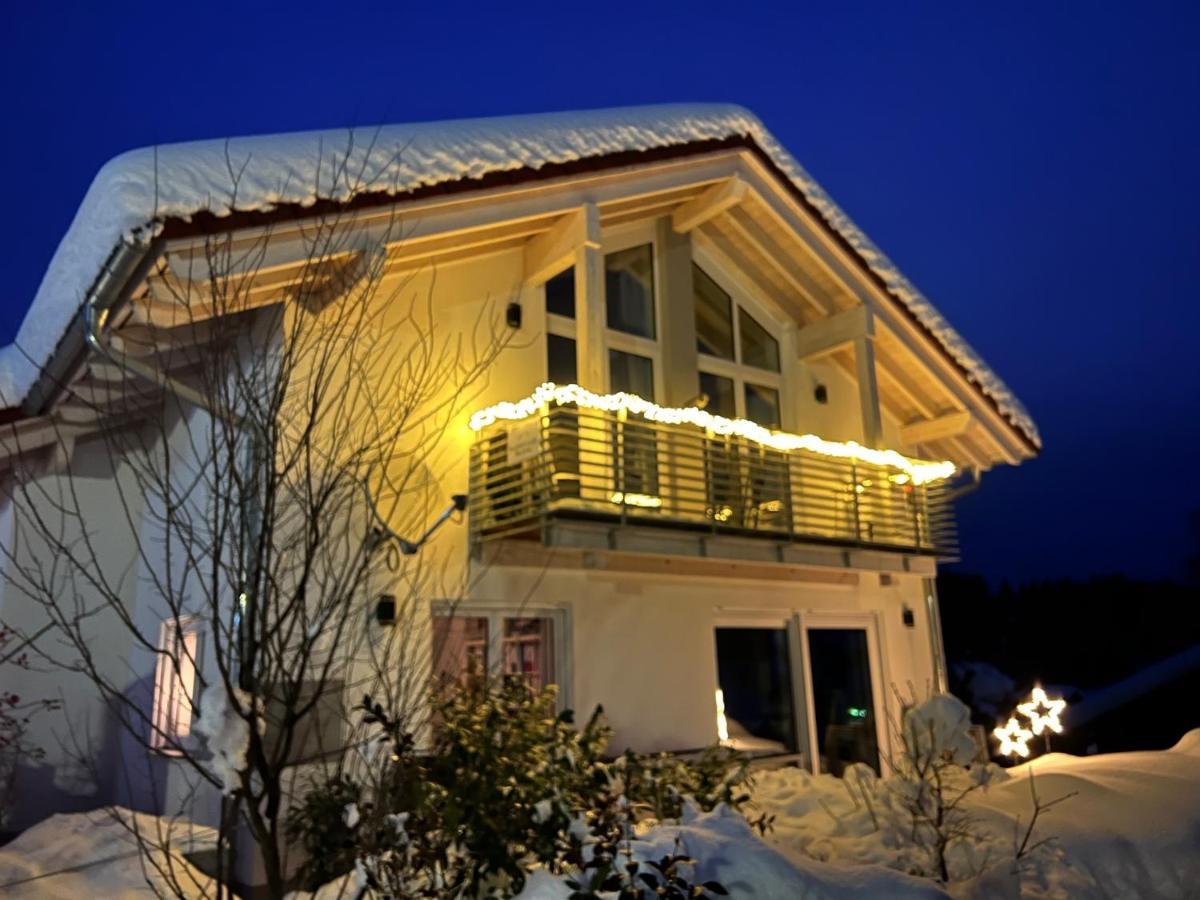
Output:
798 614 886 775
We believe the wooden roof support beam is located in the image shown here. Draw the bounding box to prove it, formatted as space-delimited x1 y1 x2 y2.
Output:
900 410 973 446
801 307 881 447
794 305 873 361
671 177 747 233
523 205 601 287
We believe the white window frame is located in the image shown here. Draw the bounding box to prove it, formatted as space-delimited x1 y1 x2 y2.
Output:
601 224 664 400
692 248 785 422
151 615 202 753
712 611 805 759
430 602 571 707
795 610 890 776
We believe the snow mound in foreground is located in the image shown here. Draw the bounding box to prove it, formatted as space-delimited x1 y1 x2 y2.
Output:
516 805 949 900
0 807 215 898
754 728 1200 899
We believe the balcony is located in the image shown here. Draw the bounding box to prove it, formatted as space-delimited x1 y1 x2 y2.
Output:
468 390 958 560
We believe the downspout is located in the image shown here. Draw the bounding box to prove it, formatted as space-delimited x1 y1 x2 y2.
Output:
924 578 949 694
943 466 983 503
923 467 982 694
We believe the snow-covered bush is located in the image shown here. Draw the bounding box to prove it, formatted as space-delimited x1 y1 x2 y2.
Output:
891 694 997 882
287 676 756 898
753 693 1068 889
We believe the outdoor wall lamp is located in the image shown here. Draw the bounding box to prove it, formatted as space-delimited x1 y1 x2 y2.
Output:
506 301 522 329
376 594 397 625
395 493 469 556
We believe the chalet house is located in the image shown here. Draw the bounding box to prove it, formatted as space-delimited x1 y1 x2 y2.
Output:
0 105 1037 830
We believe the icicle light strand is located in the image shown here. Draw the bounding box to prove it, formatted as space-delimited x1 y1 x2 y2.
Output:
469 383 957 485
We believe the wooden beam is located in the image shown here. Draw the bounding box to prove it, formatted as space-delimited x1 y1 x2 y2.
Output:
793 305 873 361
900 410 973 446
671 177 747 233
572 204 607 390
523 207 601 286
854 334 883 449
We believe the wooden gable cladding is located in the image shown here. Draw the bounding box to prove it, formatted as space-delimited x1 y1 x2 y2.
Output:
129 145 1023 470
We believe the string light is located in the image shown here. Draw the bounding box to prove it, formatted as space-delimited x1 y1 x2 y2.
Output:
993 717 1034 759
610 492 662 508
1017 686 1066 736
470 383 956 485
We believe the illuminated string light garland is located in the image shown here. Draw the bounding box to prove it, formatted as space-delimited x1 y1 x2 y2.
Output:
1017 686 1066 737
610 492 662 508
469 383 957 485
993 717 1034 759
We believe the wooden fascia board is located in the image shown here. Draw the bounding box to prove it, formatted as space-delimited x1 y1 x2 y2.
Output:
732 151 1030 463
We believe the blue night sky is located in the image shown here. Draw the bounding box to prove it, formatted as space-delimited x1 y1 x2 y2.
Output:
1 2 1197 584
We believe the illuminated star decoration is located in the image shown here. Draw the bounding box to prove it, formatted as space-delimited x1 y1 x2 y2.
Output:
993 717 1034 759
1017 686 1067 736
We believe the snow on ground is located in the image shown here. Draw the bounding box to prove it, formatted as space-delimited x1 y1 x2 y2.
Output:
0 103 1038 447
9 732 1197 898
753 729 1200 899
0 807 215 898
515 805 949 899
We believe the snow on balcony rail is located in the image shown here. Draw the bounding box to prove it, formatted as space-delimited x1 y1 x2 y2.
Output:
469 383 956 486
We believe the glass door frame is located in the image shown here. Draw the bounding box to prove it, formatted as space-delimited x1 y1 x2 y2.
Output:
794 610 890 776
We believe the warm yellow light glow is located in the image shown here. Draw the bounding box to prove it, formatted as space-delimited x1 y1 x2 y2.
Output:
610 491 663 509
993 717 1034 758
1017 686 1066 736
713 505 734 522
469 384 956 485
715 689 730 744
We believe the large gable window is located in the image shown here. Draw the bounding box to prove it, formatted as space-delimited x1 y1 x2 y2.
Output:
605 244 656 339
693 263 787 529
692 264 783 426
738 307 780 374
694 265 735 360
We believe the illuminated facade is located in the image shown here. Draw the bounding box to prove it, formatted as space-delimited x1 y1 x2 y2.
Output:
0 107 1037 830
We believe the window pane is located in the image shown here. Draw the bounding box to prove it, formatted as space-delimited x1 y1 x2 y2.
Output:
608 349 655 400
432 616 488 687
714 627 797 754
744 383 781 428
699 371 736 419
152 619 200 749
807 628 880 775
739 307 780 372
546 267 575 319
694 265 734 359
547 334 577 384
609 350 658 498
503 617 555 691
605 244 656 338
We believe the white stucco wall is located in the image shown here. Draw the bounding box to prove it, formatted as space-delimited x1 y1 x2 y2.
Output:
466 562 936 767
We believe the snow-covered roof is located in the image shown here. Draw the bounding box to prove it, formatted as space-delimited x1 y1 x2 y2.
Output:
0 103 1038 447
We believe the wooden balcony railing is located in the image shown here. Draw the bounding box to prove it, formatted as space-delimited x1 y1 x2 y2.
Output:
468 402 958 557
